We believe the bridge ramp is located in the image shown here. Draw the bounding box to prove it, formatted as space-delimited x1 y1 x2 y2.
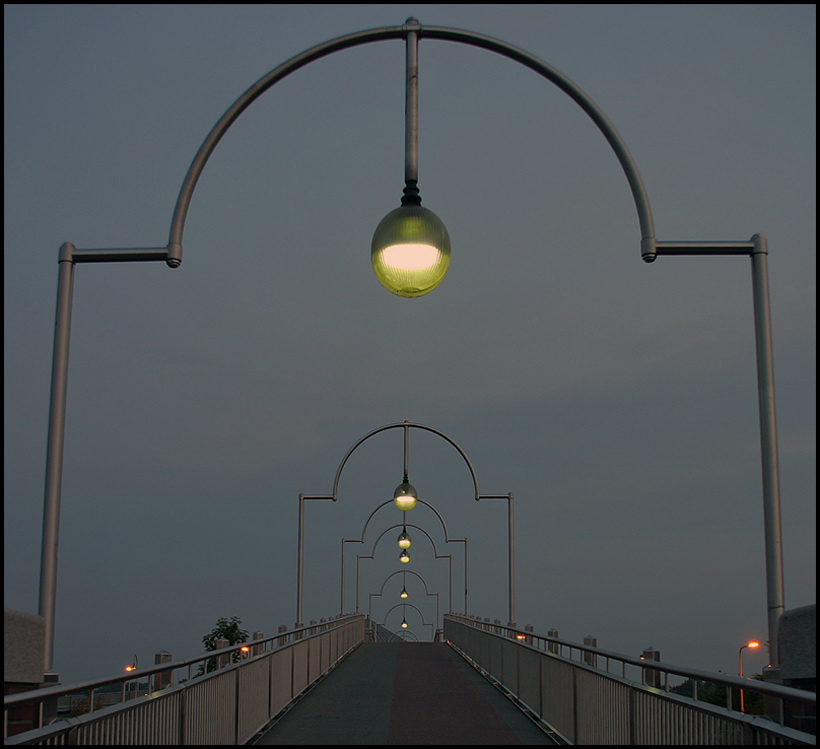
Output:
252 642 556 745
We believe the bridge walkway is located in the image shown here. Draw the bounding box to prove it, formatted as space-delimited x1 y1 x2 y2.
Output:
251 642 557 745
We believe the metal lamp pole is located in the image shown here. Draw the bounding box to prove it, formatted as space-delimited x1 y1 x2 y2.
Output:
653 236 784 664
40 244 171 673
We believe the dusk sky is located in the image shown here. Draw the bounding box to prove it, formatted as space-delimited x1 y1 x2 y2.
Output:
4 4 815 685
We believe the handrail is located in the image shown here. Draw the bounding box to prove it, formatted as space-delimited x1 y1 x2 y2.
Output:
445 614 816 743
446 614 815 705
4 614 362 712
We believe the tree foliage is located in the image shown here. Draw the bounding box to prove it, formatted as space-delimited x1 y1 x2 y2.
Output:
671 674 765 714
198 616 249 674
202 615 249 651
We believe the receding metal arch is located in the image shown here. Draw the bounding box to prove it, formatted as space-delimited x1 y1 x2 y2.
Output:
380 602 436 639
353 524 454 615
369 570 441 630
363 523 447 558
166 19 656 267
353 498 463 543
375 569 435 597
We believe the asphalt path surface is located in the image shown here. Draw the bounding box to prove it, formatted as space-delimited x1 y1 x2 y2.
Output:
253 642 557 744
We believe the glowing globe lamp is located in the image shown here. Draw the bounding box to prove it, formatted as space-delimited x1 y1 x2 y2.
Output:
393 479 418 511
399 549 410 564
371 205 451 298
397 531 412 549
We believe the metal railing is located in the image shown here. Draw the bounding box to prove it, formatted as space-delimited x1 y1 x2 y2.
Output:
444 614 816 745
4 614 365 745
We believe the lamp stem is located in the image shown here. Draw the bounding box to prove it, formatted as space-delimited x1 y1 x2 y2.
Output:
404 18 420 187
402 421 410 478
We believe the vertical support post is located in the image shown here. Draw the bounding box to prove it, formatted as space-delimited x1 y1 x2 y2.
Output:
477 492 516 626
296 494 305 628
297 494 333 626
750 234 784 664
508 493 516 626
39 243 76 674
340 539 346 616
655 237 786 667
464 540 470 615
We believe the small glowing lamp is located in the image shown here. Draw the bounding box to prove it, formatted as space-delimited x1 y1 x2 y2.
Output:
397 530 412 549
399 549 410 564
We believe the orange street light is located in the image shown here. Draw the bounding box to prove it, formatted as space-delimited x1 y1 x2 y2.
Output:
739 640 762 712
125 655 138 699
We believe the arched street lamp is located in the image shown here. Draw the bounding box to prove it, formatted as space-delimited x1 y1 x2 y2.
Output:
38 18 785 673
368 570 440 631
349 520 458 625
299 422 506 627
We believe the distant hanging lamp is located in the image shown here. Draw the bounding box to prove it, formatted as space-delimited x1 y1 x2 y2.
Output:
400 570 409 599
397 521 412 549
371 18 450 298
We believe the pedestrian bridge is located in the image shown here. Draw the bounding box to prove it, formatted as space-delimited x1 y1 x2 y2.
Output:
4 613 815 745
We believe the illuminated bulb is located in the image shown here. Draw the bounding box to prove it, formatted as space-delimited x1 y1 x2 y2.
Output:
371 203 451 298
393 479 418 511
399 549 410 564
401 619 408 629
400 588 409 599
397 531 412 549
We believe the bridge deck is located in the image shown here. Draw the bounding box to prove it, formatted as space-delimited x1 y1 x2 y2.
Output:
252 642 556 745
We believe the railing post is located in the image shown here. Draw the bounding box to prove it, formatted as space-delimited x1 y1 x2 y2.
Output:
583 636 597 668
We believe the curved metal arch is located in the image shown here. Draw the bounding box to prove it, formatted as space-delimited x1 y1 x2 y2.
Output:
341 515 468 618
380 602 435 631
369 570 440 630
354 527 453 618
388 630 420 642
354 498 463 544
331 421 484 500
165 20 656 268
363 523 446 558
374 569 435 597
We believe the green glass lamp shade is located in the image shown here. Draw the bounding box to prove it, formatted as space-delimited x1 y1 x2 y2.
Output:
371 205 451 298
393 480 418 512
397 531 412 549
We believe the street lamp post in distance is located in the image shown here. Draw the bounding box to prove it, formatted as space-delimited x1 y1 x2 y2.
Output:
739 639 762 713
